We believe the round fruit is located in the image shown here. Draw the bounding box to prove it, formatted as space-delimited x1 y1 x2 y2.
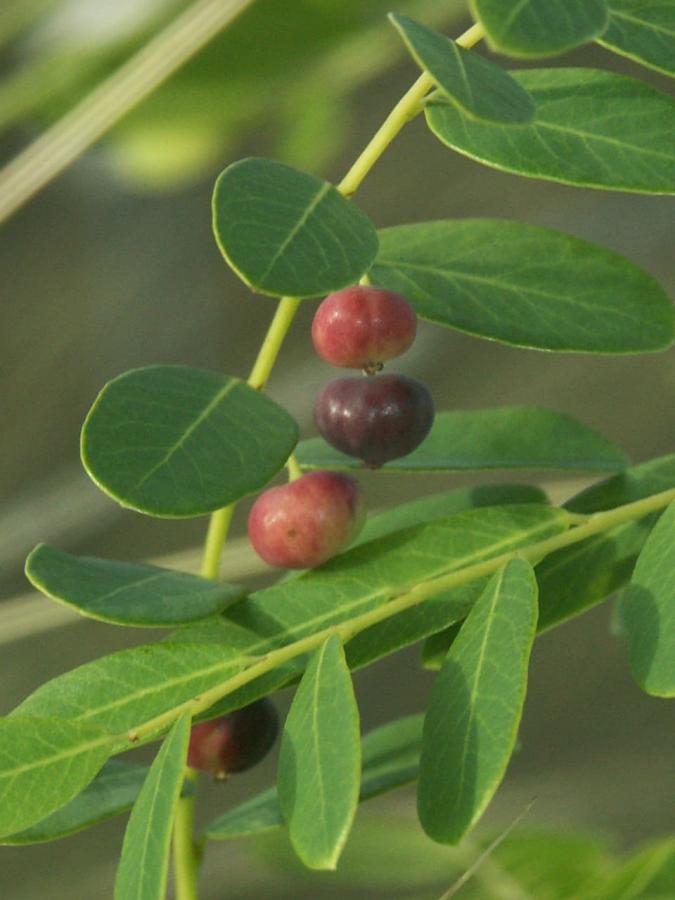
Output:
187 698 279 779
311 285 417 371
248 470 363 569
314 374 434 467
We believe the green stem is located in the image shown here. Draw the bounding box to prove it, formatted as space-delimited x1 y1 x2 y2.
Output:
197 19 486 584
286 453 303 482
173 768 200 900
126 486 675 746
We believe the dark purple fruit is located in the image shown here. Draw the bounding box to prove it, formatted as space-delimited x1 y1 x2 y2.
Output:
247 471 363 569
311 285 417 371
314 374 434 467
187 698 279 779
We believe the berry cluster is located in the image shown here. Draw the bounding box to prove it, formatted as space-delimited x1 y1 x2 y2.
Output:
248 286 434 571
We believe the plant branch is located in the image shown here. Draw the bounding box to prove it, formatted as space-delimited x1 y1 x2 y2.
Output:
127 486 675 746
0 0 258 225
198 18 486 582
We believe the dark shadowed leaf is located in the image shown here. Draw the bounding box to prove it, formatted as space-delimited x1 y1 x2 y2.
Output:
619 501 675 697
25 544 245 627
277 636 360 870
390 14 534 123
599 1 675 77
426 69 675 194
81 365 298 518
537 453 675 631
368 220 674 352
298 407 630 472
114 713 191 900
212 157 378 297
471 0 608 57
418 559 537 843
0 717 113 839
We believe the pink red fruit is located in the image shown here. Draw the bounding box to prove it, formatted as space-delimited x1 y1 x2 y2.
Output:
248 470 363 569
314 374 434 467
312 285 417 371
187 698 279 779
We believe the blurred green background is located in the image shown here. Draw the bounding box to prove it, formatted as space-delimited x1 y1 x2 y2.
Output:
1 1 673 896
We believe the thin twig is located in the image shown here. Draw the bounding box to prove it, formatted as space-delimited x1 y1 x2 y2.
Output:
0 0 257 224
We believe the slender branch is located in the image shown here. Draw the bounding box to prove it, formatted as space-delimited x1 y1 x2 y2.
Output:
0 0 258 225
126 487 675 746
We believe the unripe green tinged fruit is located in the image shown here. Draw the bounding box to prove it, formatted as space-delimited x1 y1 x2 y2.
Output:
248 471 364 569
187 699 279 779
312 285 417 371
314 373 434 467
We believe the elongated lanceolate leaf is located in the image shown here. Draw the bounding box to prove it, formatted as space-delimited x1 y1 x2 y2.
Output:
599 1 675 77
369 220 674 353
426 69 675 195
1 761 168 845
25 544 245 627
205 714 423 841
583 835 675 899
537 453 675 631
14 507 567 739
471 0 609 57
12 637 258 737
298 407 629 472
356 483 547 548
81 365 298 518
0 717 113 838
389 14 534 123
278 635 360 870
212 157 378 297
418 559 537 843
619 501 675 697
114 713 191 900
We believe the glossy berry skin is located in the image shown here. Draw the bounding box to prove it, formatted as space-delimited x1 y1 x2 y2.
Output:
248 470 363 569
314 374 434 467
187 699 279 780
312 286 417 370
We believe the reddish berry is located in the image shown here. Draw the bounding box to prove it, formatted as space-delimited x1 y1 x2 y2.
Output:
314 374 434 467
187 699 279 779
248 471 363 569
312 285 417 371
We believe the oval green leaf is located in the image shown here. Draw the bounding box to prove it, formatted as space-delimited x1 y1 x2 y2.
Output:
619 501 675 697
368 220 674 352
599 1 675 78
81 365 298 518
426 68 675 194
471 0 609 57
25 544 246 627
298 407 629 473
389 14 534 123
0 716 113 839
417 559 538 844
205 713 423 841
212 157 378 298
114 713 191 900
1 760 165 845
277 635 360 870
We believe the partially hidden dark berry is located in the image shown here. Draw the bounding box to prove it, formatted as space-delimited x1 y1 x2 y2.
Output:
248 470 364 569
187 698 279 780
312 285 417 370
314 373 434 467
